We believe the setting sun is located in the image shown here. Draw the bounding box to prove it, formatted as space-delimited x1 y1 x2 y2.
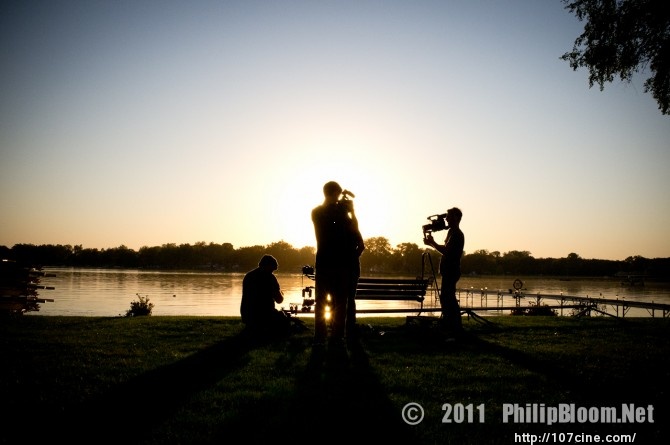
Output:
262 141 406 250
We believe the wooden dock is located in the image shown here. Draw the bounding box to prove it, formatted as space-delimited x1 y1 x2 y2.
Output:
1 260 56 315
451 288 670 318
356 288 670 318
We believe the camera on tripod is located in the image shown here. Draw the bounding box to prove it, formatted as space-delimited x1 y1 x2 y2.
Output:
422 213 448 237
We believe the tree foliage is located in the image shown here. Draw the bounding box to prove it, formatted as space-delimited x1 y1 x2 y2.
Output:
2 239 669 279
561 0 670 114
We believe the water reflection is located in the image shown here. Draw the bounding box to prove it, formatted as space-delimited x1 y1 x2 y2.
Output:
31 268 670 318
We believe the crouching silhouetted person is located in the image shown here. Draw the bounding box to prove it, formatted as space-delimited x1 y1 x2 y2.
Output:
240 254 291 339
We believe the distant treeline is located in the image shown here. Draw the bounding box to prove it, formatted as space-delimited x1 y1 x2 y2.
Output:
2 238 669 279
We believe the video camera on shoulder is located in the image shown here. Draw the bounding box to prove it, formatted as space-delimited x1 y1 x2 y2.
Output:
422 213 448 237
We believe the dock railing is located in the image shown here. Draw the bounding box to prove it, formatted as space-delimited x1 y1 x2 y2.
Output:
450 287 670 318
1 259 56 316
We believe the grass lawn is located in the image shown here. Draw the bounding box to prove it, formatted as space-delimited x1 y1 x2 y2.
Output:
1 314 668 444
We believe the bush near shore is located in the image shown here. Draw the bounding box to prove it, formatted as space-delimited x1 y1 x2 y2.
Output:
1 315 668 444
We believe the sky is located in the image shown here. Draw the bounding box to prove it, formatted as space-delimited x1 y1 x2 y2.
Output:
1 0 669 261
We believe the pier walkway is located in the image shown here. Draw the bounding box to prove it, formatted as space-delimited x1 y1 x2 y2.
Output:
420 287 670 318
355 287 670 318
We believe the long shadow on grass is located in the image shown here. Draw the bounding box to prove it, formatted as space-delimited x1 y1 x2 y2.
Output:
398 320 659 402
45 330 270 444
295 342 418 442
373 320 666 441
212 337 419 443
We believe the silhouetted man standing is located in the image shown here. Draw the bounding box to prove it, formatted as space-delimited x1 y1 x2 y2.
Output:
311 181 365 350
423 207 465 340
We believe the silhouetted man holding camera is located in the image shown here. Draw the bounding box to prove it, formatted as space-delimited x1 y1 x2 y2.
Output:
311 181 365 351
423 207 465 340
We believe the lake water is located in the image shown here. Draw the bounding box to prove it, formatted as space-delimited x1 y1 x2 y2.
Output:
29 268 670 318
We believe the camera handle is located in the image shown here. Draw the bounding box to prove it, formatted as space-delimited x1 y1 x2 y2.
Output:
339 189 357 218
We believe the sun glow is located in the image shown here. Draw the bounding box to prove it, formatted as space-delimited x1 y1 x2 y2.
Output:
266 144 401 249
